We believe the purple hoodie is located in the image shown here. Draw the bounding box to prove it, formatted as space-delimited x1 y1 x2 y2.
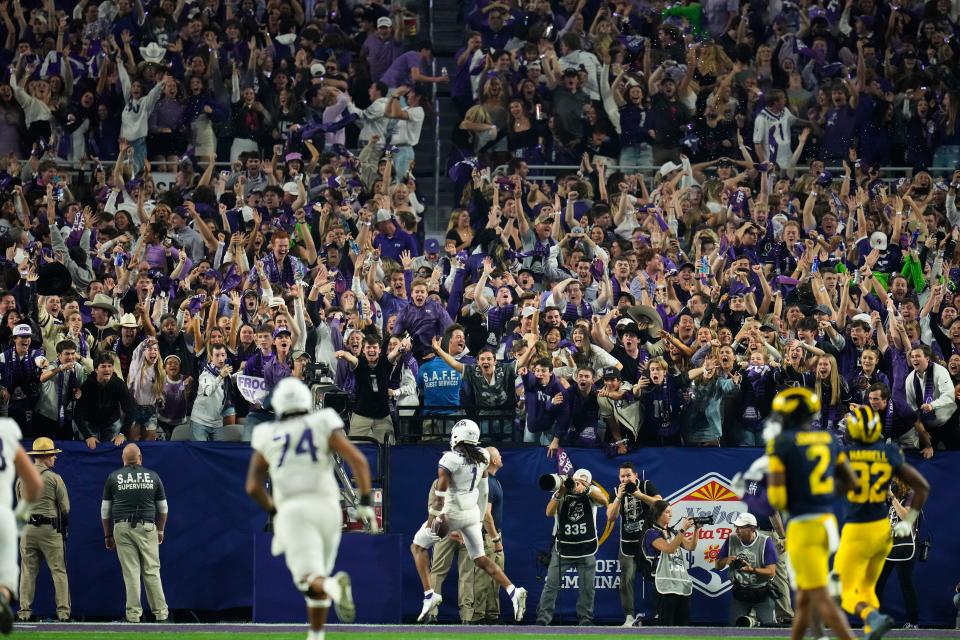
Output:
393 299 453 360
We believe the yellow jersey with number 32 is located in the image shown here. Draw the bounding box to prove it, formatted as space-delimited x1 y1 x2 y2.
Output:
767 430 845 517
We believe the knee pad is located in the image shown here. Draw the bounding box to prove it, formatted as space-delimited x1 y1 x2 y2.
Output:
305 596 331 609
297 572 325 596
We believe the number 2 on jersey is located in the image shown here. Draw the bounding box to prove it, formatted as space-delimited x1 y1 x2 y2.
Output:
807 444 833 495
847 460 892 504
275 429 319 467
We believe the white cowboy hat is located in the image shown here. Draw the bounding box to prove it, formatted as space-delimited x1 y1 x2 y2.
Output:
139 42 166 64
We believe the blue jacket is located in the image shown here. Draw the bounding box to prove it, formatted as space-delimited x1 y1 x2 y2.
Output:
521 371 564 434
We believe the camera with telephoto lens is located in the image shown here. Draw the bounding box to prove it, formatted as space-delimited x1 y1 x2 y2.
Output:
539 473 575 492
692 515 715 527
624 481 638 494
304 361 333 387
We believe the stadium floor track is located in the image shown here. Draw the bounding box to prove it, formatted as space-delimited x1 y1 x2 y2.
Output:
9 622 955 636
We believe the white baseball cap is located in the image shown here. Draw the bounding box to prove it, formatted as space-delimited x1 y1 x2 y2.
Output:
869 231 888 251
376 16 392 28
12 324 32 337
572 469 592 485
733 513 758 527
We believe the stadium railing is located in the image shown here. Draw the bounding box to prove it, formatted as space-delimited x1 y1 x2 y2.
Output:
345 435 392 532
393 405 518 444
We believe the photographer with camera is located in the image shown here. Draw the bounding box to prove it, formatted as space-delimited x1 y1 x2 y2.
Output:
606 462 661 627
714 513 779 626
641 500 700 625
535 469 608 626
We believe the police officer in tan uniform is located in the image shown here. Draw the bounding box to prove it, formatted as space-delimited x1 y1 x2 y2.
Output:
472 446 505 623
16 437 71 622
426 478 477 622
101 444 169 623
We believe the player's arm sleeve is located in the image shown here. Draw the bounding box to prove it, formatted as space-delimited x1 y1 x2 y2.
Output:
438 451 457 474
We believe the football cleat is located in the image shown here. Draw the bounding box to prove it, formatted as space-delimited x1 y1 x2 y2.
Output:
510 586 527 622
864 611 896 640
417 592 442 623
332 572 355 623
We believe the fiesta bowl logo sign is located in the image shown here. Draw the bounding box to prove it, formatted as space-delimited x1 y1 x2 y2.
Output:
664 472 747 597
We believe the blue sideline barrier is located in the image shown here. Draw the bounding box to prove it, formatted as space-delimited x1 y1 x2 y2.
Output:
22 442 959 626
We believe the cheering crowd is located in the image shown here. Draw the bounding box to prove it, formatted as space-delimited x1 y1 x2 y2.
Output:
0 0 956 453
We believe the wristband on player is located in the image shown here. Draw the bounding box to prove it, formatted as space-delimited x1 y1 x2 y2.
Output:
359 494 373 507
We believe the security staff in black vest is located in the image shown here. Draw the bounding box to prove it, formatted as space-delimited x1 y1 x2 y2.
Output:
606 461 661 627
535 468 608 626
101 444 169 623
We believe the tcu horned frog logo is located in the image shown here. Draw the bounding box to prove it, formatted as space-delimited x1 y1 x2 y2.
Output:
567 501 585 522
664 472 747 596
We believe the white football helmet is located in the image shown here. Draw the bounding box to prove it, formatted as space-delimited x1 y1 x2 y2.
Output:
271 377 313 418
450 419 481 449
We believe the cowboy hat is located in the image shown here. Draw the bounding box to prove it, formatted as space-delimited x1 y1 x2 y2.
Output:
118 313 139 329
87 293 118 316
139 42 166 64
27 437 62 456
625 304 664 336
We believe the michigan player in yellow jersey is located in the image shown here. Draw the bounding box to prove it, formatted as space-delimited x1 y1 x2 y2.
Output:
765 388 856 640
834 405 929 640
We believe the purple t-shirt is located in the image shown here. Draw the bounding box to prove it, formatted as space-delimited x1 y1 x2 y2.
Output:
373 226 419 262
362 33 404 81
452 46 475 98
380 50 424 88
820 105 856 159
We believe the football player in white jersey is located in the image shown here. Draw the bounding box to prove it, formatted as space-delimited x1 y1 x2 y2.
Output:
0 419 42 635
410 419 527 623
246 378 376 640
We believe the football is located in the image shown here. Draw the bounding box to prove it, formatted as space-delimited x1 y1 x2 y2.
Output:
430 514 450 538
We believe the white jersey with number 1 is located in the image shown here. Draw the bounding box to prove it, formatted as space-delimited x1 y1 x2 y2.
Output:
438 448 490 522
251 408 343 508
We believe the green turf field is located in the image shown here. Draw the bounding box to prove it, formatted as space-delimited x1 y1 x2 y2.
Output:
5 635 784 640
8 634 954 640
11 635 694 640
